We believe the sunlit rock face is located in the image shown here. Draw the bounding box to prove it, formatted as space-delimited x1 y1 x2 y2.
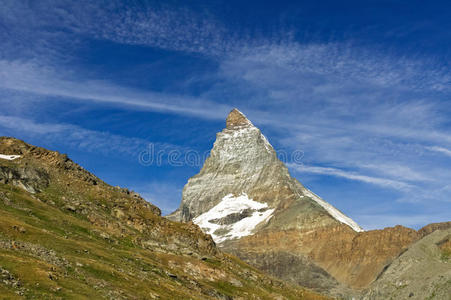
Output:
168 108 362 237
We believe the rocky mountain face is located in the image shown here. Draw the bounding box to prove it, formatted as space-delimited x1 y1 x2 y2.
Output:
0 137 327 299
168 109 362 233
169 109 451 297
224 224 422 292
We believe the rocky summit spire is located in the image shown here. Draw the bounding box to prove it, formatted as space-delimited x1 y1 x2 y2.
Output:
168 108 362 234
165 108 375 294
226 108 253 129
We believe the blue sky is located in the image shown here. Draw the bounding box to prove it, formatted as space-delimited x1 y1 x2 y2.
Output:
0 0 450 229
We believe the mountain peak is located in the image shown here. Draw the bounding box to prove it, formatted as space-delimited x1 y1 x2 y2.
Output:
169 108 362 236
226 108 253 129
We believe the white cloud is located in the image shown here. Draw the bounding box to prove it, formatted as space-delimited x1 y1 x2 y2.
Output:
0 0 254 58
0 60 230 120
358 163 430 182
1 0 451 228
426 146 451 157
289 164 412 191
0 115 179 158
220 43 450 94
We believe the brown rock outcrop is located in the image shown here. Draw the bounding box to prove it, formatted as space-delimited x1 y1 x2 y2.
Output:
418 221 451 237
225 224 420 289
226 108 253 129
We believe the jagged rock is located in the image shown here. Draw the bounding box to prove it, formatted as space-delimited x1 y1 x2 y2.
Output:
418 221 451 237
0 166 49 193
226 108 253 129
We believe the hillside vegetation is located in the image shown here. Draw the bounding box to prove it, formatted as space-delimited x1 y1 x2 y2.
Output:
0 137 327 300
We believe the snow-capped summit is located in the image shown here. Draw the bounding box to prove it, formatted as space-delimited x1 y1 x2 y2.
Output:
168 108 363 242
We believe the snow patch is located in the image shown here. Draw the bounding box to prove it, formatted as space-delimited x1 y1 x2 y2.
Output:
301 188 363 232
0 154 21 161
193 193 275 243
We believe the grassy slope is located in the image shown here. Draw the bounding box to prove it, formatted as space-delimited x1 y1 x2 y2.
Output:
0 138 328 300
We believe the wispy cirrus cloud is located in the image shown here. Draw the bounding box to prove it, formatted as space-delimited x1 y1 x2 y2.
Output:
0 0 264 59
288 164 412 191
358 163 430 182
0 60 230 120
426 146 451 157
220 42 451 95
1 43 451 207
1 0 450 229
0 115 180 158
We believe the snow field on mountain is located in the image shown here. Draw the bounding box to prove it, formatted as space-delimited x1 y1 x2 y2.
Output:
193 193 275 243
